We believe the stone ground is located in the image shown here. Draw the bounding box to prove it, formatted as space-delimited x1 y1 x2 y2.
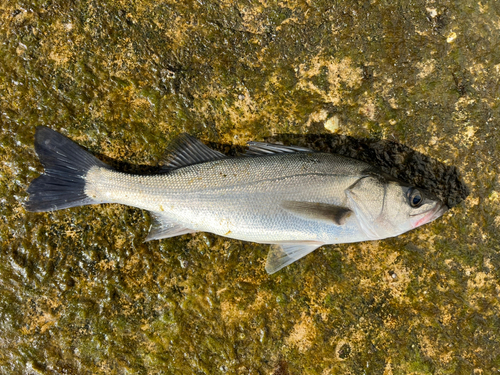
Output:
0 0 499 373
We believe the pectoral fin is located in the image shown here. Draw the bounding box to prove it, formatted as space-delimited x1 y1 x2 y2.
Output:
280 201 353 225
265 241 324 274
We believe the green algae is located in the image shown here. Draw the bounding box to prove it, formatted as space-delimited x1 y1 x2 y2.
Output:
1 0 500 373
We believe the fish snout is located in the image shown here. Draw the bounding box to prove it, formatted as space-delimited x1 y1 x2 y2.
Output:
413 202 447 228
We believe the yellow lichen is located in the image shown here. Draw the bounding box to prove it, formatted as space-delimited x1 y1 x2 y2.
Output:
285 312 317 352
297 55 363 106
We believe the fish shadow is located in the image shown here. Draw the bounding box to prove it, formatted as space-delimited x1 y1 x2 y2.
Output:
95 155 160 175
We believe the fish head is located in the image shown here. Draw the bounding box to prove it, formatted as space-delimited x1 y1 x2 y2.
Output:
347 174 448 239
382 180 447 233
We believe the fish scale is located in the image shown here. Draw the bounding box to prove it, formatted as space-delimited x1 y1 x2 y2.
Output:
85 154 365 243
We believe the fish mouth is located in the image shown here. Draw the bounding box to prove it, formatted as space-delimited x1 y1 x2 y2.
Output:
412 202 448 228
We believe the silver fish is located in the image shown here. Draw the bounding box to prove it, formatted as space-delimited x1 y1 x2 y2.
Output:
26 127 447 273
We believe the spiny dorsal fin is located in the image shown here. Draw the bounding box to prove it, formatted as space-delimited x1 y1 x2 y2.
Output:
245 141 313 156
280 201 353 225
160 133 227 170
265 241 324 274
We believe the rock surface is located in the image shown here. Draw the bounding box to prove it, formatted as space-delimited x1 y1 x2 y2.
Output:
0 0 498 373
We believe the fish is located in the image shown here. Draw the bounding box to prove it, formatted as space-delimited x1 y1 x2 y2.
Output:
25 127 447 274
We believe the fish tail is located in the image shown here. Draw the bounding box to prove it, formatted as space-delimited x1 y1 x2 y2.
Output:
25 126 112 212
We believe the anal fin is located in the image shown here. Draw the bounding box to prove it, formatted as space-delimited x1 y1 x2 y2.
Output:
145 212 197 242
265 241 324 274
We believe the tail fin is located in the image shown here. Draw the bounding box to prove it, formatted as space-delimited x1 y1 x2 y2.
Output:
25 126 111 212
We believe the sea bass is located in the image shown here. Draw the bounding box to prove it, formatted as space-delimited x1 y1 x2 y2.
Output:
25 127 447 273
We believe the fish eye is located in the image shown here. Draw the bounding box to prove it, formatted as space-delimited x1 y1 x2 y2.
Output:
408 188 423 208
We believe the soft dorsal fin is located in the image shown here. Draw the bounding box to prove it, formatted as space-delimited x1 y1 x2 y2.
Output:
265 241 324 274
245 141 313 156
280 201 353 225
160 133 227 170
